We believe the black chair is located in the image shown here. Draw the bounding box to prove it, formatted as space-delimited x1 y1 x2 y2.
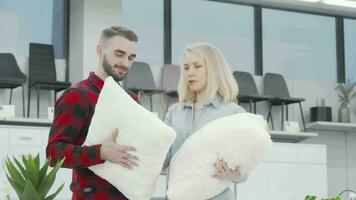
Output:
161 64 180 114
264 73 306 131
28 43 71 118
233 71 271 113
0 53 27 117
124 62 164 111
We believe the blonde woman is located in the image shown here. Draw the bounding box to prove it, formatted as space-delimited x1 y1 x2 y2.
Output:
164 42 248 200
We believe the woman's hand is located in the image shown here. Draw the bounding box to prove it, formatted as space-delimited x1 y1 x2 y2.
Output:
212 159 248 182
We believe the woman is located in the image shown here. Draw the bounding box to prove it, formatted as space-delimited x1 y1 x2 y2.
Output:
164 42 248 200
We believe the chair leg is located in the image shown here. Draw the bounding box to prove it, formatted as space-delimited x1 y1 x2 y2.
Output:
267 103 274 130
21 85 25 118
165 96 171 115
270 106 275 130
286 105 289 121
9 88 13 104
254 102 257 114
165 168 169 200
158 93 164 119
137 91 142 104
149 95 153 112
281 102 285 131
54 91 57 105
27 88 31 118
299 102 306 132
37 84 40 118
249 99 252 113
160 95 168 117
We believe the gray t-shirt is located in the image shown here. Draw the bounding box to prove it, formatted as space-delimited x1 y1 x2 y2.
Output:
164 94 245 200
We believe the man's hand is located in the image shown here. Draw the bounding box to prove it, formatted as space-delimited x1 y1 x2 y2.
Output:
212 159 248 182
100 128 139 169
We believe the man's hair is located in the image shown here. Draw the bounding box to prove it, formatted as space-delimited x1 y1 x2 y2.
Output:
100 26 138 42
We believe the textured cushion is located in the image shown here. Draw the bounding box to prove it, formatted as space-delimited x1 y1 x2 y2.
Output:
167 113 272 200
84 77 176 199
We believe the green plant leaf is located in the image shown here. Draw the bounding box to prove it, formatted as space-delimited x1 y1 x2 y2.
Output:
38 173 56 199
13 157 27 180
6 159 26 189
6 174 23 199
37 158 64 199
44 183 64 200
335 81 356 107
21 180 40 200
38 158 50 188
351 92 356 99
23 154 39 188
21 155 26 166
7 155 65 200
305 195 317 200
34 153 40 171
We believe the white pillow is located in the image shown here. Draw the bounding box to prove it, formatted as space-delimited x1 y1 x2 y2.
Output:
84 77 176 200
167 113 272 200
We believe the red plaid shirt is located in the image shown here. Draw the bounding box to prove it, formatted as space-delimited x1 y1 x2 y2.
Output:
46 72 139 200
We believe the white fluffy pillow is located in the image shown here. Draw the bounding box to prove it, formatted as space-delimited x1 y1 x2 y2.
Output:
84 77 176 200
167 113 272 200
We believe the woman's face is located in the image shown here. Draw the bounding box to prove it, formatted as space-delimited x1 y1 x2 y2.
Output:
183 51 207 95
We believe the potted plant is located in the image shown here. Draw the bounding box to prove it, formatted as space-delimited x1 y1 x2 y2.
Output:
305 195 341 200
335 80 356 123
306 189 356 200
6 154 64 200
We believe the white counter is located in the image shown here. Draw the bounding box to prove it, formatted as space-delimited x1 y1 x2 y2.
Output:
0 124 327 200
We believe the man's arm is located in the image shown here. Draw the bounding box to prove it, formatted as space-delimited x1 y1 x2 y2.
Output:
46 88 103 168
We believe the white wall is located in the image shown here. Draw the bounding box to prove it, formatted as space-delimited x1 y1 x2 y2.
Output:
69 0 122 83
68 0 84 83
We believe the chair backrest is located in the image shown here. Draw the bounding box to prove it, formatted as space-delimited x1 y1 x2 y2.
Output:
161 64 180 93
29 43 57 87
0 53 27 81
124 62 157 90
263 73 290 98
233 71 259 96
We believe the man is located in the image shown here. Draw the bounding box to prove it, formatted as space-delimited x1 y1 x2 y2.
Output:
46 26 140 200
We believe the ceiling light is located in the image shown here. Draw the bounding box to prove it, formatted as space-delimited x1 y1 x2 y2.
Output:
323 0 356 8
299 0 321 2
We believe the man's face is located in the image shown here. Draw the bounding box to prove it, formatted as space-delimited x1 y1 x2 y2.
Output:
100 36 137 82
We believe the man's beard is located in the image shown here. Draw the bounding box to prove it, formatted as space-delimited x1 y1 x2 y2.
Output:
102 55 128 82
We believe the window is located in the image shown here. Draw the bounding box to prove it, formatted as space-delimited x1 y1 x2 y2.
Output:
0 0 66 59
121 0 164 80
172 0 255 73
344 19 356 82
262 9 336 83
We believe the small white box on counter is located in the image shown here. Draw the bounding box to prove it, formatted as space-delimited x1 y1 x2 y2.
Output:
0 105 15 119
48 107 54 121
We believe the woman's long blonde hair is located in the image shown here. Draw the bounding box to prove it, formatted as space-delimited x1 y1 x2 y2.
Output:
178 42 238 103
